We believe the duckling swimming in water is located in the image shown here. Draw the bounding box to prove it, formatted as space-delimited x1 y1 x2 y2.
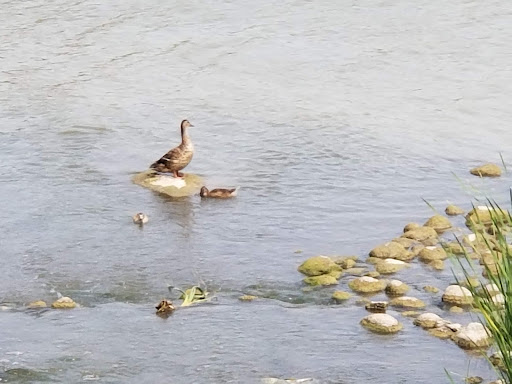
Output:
150 119 194 178
200 186 239 198
132 212 149 225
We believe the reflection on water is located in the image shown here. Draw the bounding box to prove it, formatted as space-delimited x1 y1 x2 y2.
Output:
1 0 512 382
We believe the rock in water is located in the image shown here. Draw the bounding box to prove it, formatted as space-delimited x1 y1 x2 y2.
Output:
452 322 491 349
298 256 341 276
132 170 203 197
470 164 502 177
360 313 403 334
442 285 473 305
52 297 77 309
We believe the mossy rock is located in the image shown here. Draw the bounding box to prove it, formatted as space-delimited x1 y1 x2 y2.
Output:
470 163 502 177
27 300 47 308
332 291 351 302
344 267 367 276
364 271 381 278
365 301 388 313
332 256 358 269
403 222 421 233
402 227 438 242
401 310 421 318
418 246 447 262
390 296 426 309
449 306 464 314
298 256 341 276
385 280 410 296
445 205 464 216
360 313 403 334
52 297 77 309
428 260 445 270
303 274 338 286
392 237 417 249
442 285 473 305
132 170 203 197
452 322 491 349
443 242 466 255
465 206 511 229
327 270 343 279
413 312 443 328
369 242 412 261
239 295 258 302
424 215 452 233
423 285 439 294
375 259 409 274
348 277 386 293
428 326 456 340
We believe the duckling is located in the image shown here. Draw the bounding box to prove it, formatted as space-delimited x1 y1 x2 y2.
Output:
132 212 149 225
150 119 194 178
155 299 175 316
200 186 239 198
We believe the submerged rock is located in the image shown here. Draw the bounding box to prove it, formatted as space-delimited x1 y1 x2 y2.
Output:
385 280 410 296
470 163 502 177
424 215 452 233
442 285 473 305
298 256 341 276
445 205 465 216
360 313 403 334
27 300 47 308
452 322 491 349
402 227 438 242
423 285 439 293
132 170 203 197
375 259 409 274
348 276 386 293
369 242 412 261
239 295 258 302
390 296 426 309
418 246 447 262
365 301 388 313
332 256 358 269
428 260 445 270
465 206 511 228
261 378 316 384
303 275 338 286
332 291 351 302
364 271 381 278
345 267 367 276
443 242 466 255
52 297 76 309
414 313 443 329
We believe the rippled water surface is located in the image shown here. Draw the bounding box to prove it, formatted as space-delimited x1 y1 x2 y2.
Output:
1 0 512 383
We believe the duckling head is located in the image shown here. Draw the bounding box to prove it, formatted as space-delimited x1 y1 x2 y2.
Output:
181 119 194 129
199 186 209 197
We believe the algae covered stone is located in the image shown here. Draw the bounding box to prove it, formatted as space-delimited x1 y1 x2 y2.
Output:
442 285 473 305
414 313 443 329
298 256 341 276
369 242 411 261
445 205 464 216
365 301 388 313
332 291 351 302
402 227 438 242
452 322 491 349
348 276 386 293
28 300 47 308
470 163 502 177
429 260 445 270
423 285 439 294
424 215 452 233
375 259 409 274
52 297 77 309
418 246 447 262
403 222 421 233
360 313 403 334
465 206 511 228
303 275 338 286
239 295 258 302
385 280 410 296
390 296 426 309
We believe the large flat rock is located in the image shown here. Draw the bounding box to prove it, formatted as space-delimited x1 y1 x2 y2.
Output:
132 170 202 197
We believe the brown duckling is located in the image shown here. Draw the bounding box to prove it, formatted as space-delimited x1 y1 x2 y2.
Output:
155 299 175 316
200 186 239 198
132 212 149 225
150 119 194 178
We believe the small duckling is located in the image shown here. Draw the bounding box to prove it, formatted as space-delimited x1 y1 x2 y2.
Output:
132 212 149 225
200 186 239 199
155 299 175 316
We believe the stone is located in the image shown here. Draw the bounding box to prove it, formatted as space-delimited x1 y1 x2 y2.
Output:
392 237 417 249
418 246 447 262
364 271 381 278
369 242 412 261
465 206 511 229
52 297 76 309
445 205 465 216
365 301 388 313
344 267 367 276
402 227 438 242
298 256 341 276
348 276 386 293
492 293 505 306
332 256 357 269
401 311 421 317
332 291 351 302
470 163 502 177
449 306 464 313
27 300 47 308
484 283 501 295
390 296 426 309
442 285 473 305
465 377 483 384
424 215 452 233
132 170 203 197
443 242 466 255
239 295 258 302
360 313 403 334
423 285 439 293
421 237 439 246
326 269 343 279
452 322 491 349
375 259 409 274
428 260 445 270
385 280 410 296
428 326 456 339
303 275 338 286
403 222 421 232
414 313 443 329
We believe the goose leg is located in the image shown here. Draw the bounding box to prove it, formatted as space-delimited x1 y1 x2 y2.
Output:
177 171 184 177
173 171 180 178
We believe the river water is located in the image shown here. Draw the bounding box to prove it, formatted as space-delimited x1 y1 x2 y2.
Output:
1 0 512 383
